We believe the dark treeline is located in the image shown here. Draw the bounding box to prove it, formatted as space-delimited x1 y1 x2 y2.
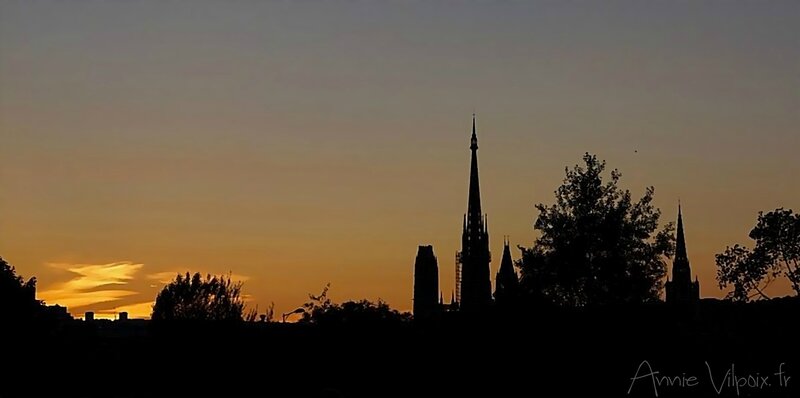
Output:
4 250 798 395
5 298 799 397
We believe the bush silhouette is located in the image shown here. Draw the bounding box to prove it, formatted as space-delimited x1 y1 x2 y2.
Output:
151 272 248 321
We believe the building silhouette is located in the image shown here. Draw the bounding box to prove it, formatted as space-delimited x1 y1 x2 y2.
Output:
457 115 493 311
665 204 700 304
494 237 519 305
413 245 440 317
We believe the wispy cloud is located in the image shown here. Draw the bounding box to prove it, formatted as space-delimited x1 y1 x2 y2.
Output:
39 262 143 309
39 263 252 318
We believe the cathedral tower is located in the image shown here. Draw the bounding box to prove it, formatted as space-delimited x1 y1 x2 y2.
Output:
413 245 440 317
458 115 493 310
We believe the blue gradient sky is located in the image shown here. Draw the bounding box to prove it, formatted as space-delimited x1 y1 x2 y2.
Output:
1 1 798 318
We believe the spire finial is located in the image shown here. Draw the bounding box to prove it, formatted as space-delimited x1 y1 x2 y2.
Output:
470 114 478 150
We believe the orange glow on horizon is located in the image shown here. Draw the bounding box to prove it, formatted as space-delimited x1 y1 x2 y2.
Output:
2 1 798 317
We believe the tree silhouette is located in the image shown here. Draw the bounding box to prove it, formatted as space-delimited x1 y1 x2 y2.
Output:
299 284 411 326
151 272 247 321
716 208 800 301
517 153 674 307
1 256 42 320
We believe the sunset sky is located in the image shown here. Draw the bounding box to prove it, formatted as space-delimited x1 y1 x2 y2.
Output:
1 1 798 319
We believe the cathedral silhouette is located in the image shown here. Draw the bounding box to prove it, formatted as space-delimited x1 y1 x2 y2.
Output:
413 115 519 317
665 204 701 304
412 116 699 316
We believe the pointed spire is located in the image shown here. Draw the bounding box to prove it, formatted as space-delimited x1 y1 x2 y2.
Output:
450 290 455 305
670 201 692 286
502 240 511 260
666 202 700 304
440 292 444 305
495 236 519 302
467 115 483 226
676 202 687 262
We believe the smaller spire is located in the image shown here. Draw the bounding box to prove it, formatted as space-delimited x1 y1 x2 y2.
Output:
451 290 455 305
440 292 444 305
494 238 519 303
676 201 687 261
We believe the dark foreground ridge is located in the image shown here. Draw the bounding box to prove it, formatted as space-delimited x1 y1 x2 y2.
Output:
7 298 799 398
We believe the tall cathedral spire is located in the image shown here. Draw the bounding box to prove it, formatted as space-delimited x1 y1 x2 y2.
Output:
467 114 482 223
460 115 492 310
